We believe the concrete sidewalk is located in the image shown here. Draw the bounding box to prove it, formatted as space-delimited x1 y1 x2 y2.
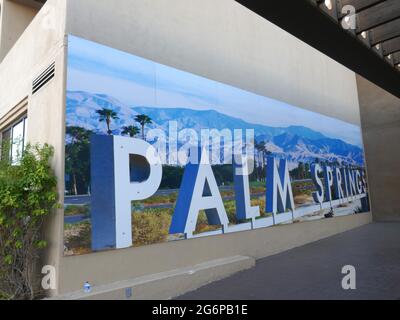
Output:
176 222 400 300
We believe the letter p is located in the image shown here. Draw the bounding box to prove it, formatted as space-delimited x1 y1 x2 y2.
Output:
90 135 162 250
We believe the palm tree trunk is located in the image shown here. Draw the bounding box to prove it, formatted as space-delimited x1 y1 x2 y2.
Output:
142 124 145 140
72 173 78 195
260 152 264 181
106 119 111 135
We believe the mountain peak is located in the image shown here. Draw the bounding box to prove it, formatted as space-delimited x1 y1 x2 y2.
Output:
285 125 326 140
66 91 364 165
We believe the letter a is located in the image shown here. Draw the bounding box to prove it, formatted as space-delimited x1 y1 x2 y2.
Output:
169 147 229 236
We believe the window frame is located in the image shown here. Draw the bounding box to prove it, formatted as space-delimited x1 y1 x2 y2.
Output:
1 115 28 163
0 99 28 163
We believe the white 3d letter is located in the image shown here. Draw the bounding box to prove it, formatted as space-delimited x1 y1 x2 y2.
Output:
234 154 260 222
169 147 229 236
311 164 324 204
266 157 295 218
114 136 162 248
333 167 345 200
324 166 334 201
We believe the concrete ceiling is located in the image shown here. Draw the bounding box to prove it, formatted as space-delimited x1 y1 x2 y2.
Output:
312 0 400 70
10 0 46 10
235 0 400 99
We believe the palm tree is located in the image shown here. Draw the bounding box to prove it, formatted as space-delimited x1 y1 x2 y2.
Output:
121 125 140 138
66 126 91 144
255 141 265 168
298 162 305 180
135 114 152 140
255 141 267 181
65 126 92 195
96 108 119 135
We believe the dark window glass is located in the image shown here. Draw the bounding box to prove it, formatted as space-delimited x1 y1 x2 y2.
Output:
1 116 27 164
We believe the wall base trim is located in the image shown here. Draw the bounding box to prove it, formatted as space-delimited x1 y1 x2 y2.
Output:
49 255 255 300
55 212 372 298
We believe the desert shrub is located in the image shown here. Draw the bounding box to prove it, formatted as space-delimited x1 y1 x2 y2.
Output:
141 193 178 205
132 210 172 246
64 204 90 217
64 221 91 256
251 198 267 217
0 144 59 300
195 211 221 234
224 200 237 223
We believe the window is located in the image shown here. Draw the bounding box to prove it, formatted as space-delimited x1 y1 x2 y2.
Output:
1 116 28 164
1 128 11 161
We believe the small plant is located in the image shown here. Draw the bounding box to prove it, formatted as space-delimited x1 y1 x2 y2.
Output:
354 206 363 214
0 143 59 300
324 207 334 218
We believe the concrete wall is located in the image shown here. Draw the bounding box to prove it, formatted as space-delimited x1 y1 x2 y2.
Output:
56 0 368 296
0 0 39 62
0 0 67 295
65 0 361 125
59 212 372 295
357 75 400 221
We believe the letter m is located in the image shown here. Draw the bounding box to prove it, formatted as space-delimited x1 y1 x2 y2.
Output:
266 157 295 215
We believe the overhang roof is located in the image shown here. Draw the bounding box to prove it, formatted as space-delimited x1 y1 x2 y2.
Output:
313 0 400 69
236 0 400 99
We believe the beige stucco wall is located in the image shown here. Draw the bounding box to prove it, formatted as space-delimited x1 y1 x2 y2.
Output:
0 0 67 295
0 0 39 62
357 75 400 221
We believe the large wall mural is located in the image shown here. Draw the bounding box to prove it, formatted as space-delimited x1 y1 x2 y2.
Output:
64 35 369 256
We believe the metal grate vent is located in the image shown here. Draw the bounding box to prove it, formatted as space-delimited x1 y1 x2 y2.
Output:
32 62 55 94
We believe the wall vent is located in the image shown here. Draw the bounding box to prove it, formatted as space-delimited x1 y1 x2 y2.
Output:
32 62 55 94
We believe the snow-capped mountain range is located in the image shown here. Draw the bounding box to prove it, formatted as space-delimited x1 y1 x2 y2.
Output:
66 91 364 165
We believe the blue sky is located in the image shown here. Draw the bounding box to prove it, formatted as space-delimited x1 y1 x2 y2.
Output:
67 35 363 147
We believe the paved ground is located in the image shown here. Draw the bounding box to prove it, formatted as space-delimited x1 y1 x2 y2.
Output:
177 222 400 300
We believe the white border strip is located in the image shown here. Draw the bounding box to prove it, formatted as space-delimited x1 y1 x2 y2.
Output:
186 194 367 239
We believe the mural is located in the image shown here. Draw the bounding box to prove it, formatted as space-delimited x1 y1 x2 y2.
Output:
64 35 369 256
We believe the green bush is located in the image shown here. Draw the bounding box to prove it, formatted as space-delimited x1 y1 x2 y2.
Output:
0 144 59 300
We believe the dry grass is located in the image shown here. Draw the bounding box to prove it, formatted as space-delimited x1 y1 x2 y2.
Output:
294 194 314 205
